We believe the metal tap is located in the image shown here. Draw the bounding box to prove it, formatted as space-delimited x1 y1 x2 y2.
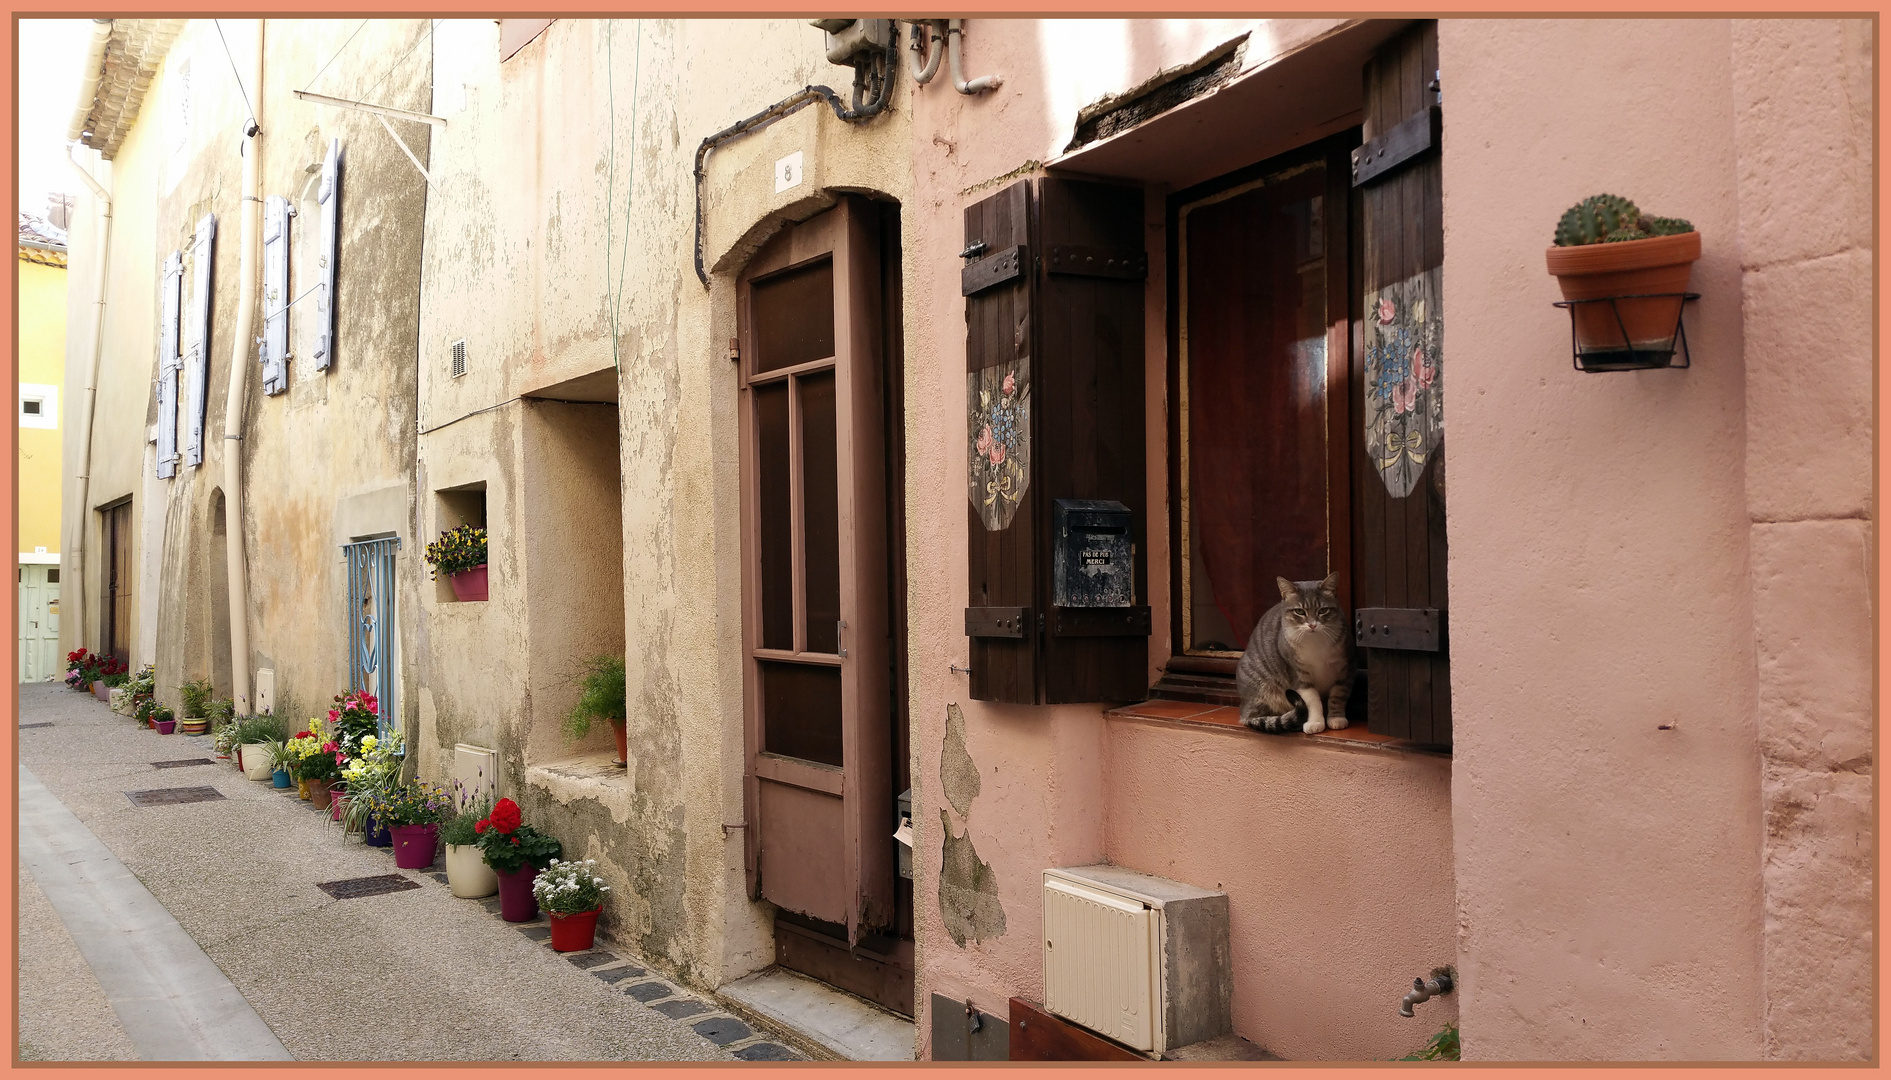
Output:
1399 971 1454 1017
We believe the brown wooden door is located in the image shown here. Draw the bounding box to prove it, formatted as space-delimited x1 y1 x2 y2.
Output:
104 501 133 667
738 197 896 944
1354 21 1450 746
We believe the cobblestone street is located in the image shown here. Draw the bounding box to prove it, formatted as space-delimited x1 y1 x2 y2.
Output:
15 682 804 1062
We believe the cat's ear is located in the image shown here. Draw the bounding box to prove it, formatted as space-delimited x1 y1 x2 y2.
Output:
1319 572 1339 597
1276 577 1299 604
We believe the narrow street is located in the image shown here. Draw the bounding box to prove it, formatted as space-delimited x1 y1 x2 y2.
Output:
14 682 802 1063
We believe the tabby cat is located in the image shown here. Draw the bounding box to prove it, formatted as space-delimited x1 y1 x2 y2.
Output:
1237 573 1353 735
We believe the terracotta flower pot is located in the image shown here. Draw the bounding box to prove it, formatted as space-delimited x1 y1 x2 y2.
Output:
448 564 489 602
391 824 441 870
613 720 628 766
1546 231 1701 359
446 843 498 898
549 907 603 952
307 778 334 810
495 864 540 922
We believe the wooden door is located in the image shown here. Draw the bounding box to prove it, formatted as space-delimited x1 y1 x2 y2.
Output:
1353 21 1450 745
18 566 61 682
104 502 133 668
738 198 896 944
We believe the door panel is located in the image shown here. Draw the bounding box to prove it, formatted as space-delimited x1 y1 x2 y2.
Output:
739 197 894 944
19 567 59 682
104 503 132 668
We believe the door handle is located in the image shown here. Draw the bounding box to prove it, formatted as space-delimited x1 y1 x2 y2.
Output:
837 620 848 659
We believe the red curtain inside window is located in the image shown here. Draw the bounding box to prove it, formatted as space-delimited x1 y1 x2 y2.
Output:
1184 166 1331 647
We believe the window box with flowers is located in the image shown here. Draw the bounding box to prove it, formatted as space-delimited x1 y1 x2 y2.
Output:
425 523 490 602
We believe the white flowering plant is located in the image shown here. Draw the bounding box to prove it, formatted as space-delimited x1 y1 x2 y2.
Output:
530 858 610 915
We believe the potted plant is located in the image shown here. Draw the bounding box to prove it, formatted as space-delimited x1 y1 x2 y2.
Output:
424 523 489 602
205 697 236 747
1547 194 1700 366
235 715 285 780
151 705 177 735
341 730 403 845
380 780 453 870
532 858 612 952
326 691 382 758
65 648 103 692
92 656 124 701
297 736 344 809
442 790 498 898
564 655 628 766
474 798 562 921
178 678 214 736
265 740 295 788
123 664 156 720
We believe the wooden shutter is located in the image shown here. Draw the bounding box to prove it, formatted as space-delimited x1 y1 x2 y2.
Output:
155 251 182 479
182 213 215 467
1353 21 1450 746
963 178 1150 705
261 194 290 395
313 138 341 370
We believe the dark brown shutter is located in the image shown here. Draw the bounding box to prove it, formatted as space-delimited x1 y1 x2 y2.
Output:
1354 21 1451 746
963 178 1150 705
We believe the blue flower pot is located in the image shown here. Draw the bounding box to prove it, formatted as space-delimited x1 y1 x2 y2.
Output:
365 816 393 848
272 769 291 789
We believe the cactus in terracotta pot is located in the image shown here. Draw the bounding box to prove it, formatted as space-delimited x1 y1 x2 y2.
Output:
1554 194 1695 246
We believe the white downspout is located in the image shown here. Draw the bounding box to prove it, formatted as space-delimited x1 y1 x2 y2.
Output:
222 20 263 712
63 18 113 652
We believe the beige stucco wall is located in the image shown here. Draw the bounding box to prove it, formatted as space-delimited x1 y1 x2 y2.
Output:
416 17 913 990
1729 19 1874 1062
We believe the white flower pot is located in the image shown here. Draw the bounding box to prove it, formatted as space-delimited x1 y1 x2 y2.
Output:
445 843 497 899
109 688 129 714
241 744 275 781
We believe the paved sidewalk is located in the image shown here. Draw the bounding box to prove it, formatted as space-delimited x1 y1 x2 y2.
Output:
15 683 799 1062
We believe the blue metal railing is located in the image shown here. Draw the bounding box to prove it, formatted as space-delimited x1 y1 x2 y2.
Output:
342 536 401 739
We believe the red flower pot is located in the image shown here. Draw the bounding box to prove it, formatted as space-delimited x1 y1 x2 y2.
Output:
307 778 334 810
154 719 176 735
391 824 440 870
495 864 540 922
549 907 603 952
613 720 627 766
448 564 489 602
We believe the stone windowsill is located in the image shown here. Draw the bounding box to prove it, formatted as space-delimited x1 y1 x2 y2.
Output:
524 752 631 798
1104 700 1451 758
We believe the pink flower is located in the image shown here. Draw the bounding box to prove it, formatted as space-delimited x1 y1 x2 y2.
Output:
1413 346 1434 389
975 425 993 458
1392 377 1417 416
989 442 1006 466
1002 372 1016 397
1377 297 1396 325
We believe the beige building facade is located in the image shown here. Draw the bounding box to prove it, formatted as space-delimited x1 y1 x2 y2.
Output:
62 17 1871 1062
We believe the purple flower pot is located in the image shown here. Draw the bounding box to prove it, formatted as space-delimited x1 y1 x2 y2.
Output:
154 719 176 735
495 864 540 922
391 824 440 870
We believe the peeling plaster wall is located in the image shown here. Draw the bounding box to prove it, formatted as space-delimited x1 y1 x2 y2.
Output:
416 18 913 993
1729 19 1874 1062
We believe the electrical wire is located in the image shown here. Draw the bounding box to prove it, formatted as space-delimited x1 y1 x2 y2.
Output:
359 19 435 109
302 19 370 95
213 20 257 127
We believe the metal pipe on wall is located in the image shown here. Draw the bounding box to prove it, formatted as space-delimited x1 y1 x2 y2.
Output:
221 20 263 712
62 18 114 652
947 20 1001 95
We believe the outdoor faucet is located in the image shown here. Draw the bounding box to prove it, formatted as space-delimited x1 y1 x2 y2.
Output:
1399 971 1454 1017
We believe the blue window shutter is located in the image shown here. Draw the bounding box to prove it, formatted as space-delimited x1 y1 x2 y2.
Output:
261 195 290 395
183 214 216 467
314 138 341 371
156 251 182 479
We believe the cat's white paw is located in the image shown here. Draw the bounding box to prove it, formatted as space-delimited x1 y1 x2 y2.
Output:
1327 714 1349 730
1302 717 1326 735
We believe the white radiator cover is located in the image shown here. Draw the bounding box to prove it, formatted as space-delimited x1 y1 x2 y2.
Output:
1042 865 1232 1055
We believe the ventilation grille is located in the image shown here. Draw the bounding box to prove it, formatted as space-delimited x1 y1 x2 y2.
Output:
151 758 215 769
450 339 467 378
125 786 226 807
1042 876 1157 1051
318 874 421 900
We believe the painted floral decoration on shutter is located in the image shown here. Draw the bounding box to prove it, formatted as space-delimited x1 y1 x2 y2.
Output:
967 357 1031 531
1363 266 1442 498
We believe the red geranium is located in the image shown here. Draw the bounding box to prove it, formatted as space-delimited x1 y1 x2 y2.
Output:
296 731 312 740
487 798 521 835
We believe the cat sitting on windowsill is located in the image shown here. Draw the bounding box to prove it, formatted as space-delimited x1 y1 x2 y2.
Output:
1237 573 1353 736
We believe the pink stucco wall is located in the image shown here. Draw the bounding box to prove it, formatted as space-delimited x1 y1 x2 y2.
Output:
906 18 1458 1062
1440 20 1766 1059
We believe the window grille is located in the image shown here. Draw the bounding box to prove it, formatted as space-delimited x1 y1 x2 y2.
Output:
343 536 401 739
450 339 467 378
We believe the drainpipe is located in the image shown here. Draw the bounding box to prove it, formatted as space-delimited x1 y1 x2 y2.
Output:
947 20 1001 95
62 18 113 651
222 20 263 712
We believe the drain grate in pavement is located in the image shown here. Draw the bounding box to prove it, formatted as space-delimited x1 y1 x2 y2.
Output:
20 723 52 729
151 758 216 769
125 786 226 807
317 874 421 900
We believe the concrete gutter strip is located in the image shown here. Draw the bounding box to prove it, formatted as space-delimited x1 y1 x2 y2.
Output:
18 763 293 1061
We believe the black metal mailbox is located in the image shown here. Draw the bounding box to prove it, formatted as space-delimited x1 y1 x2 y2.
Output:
1053 499 1134 609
